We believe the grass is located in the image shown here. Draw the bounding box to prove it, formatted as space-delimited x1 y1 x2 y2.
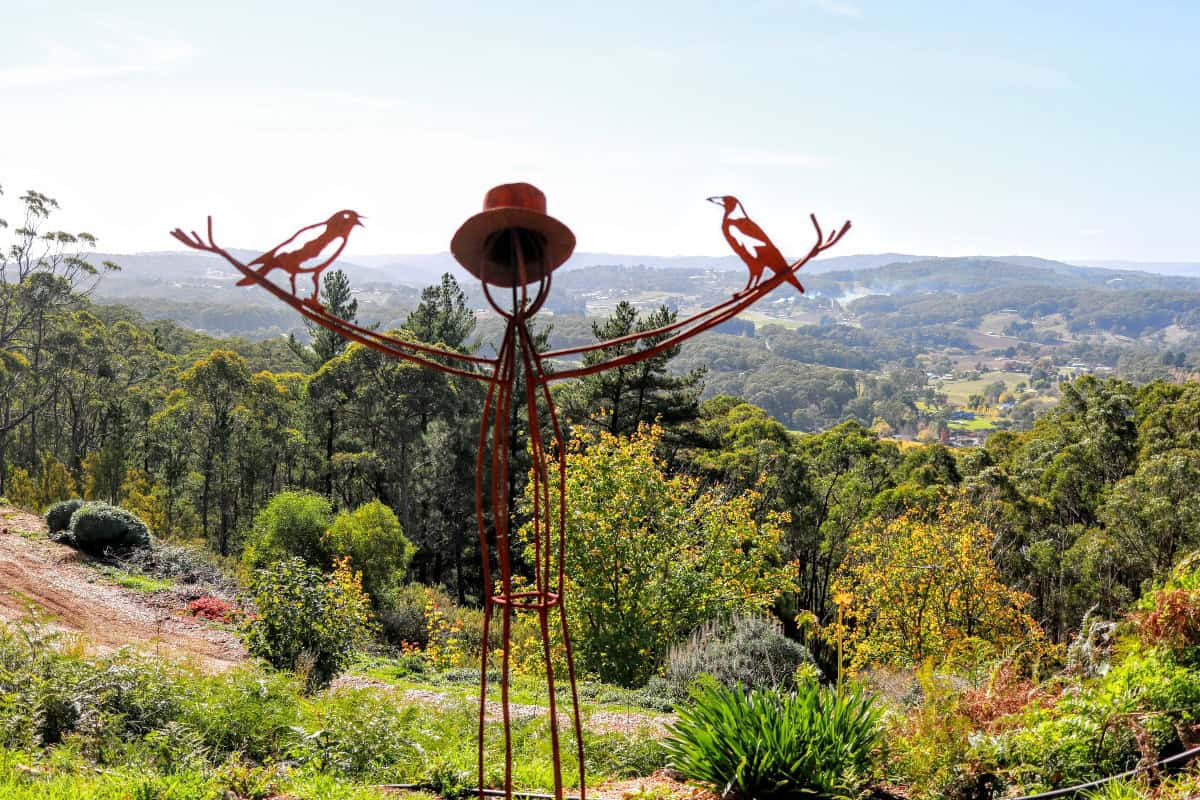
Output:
96 565 174 592
0 509 41 540
938 370 1030 405
0 619 667 799
947 415 998 431
0 748 416 800
351 653 673 714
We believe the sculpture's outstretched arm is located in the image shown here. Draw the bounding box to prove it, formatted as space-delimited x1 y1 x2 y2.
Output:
543 215 850 381
170 218 498 383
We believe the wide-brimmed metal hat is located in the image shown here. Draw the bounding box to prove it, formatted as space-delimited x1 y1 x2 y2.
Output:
451 182 575 288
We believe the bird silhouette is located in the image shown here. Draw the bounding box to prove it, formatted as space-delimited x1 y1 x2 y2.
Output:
236 210 364 303
708 196 804 296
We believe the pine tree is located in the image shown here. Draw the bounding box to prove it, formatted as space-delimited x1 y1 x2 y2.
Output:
565 301 705 437
288 269 358 370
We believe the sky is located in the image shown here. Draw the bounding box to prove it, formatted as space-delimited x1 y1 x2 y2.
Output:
1 1 1197 262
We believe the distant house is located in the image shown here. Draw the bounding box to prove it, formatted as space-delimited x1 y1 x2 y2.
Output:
948 432 987 448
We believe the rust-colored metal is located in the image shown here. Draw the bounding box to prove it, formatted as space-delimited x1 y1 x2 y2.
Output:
169 186 850 800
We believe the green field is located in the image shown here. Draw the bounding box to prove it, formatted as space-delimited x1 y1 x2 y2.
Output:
947 415 998 431
938 370 1029 405
738 310 805 329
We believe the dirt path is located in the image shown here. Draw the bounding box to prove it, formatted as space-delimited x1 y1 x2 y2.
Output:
0 505 244 670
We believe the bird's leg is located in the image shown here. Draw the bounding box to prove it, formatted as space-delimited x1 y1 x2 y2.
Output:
290 274 298 296
311 273 322 306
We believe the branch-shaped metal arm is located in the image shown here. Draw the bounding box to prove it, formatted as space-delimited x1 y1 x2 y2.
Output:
169 218 498 383
541 215 850 381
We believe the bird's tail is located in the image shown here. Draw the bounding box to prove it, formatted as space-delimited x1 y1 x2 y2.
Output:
783 268 805 294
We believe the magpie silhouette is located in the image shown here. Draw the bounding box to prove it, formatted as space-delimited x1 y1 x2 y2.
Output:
237 209 364 303
708 196 804 295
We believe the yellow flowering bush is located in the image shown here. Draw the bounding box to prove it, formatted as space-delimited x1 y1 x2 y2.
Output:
520 425 795 686
831 498 1045 670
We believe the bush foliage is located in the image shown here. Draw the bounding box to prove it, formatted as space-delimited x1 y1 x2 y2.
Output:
44 498 83 532
523 425 795 686
0 617 666 796
833 498 1046 669
66 501 152 554
325 499 415 603
243 557 374 690
665 615 816 700
242 490 333 570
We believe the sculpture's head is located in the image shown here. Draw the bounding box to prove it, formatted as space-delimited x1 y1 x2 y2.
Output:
451 183 575 289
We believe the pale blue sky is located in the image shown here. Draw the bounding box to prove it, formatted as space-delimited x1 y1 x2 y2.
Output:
2 1 1196 261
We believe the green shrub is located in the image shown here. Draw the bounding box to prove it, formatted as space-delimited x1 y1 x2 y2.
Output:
665 615 816 700
665 679 881 800
177 668 301 761
294 689 424 778
324 499 414 603
45 498 84 532
242 557 374 690
68 502 151 554
0 619 182 750
379 583 497 659
242 490 333 570
379 582 434 647
526 426 795 687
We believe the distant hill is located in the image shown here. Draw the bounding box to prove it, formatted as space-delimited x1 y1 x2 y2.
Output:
1072 260 1200 279
86 249 932 298
85 248 1200 306
807 257 1200 297
86 250 400 301
343 251 932 286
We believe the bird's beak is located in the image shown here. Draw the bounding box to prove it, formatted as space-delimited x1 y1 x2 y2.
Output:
706 196 722 205
356 217 365 227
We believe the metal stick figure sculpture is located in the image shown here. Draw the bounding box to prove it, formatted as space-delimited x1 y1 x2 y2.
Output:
170 183 850 800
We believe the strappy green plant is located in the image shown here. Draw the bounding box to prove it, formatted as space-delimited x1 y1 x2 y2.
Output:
664 678 881 800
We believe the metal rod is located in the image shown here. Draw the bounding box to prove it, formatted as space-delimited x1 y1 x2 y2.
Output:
1009 744 1200 800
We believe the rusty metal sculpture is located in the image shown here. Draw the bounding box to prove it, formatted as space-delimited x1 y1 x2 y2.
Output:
170 183 850 800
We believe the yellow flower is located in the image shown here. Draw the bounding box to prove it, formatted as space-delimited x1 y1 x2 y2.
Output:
833 592 854 608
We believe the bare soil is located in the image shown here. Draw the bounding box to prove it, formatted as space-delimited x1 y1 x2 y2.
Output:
0 504 244 670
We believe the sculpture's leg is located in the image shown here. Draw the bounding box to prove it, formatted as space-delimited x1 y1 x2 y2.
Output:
524 334 587 800
477 327 513 800
558 596 586 799
491 335 518 800
539 601 565 799
515 322 567 799
478 600 491 797
500 599 513 798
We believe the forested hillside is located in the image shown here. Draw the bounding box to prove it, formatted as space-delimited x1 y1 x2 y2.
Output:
83 237 1200 442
